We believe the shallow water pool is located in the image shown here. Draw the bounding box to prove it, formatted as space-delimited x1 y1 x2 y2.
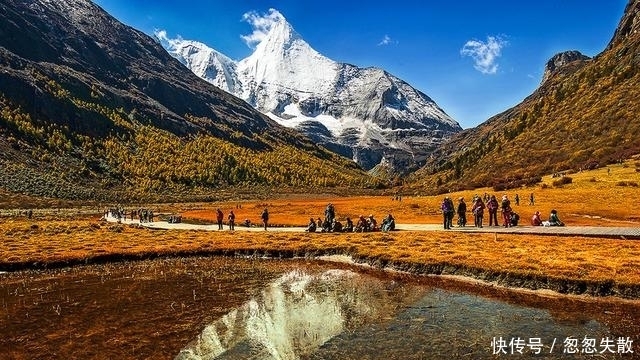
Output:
0 257 638 359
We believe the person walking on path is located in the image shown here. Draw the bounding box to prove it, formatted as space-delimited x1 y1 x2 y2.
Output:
514 194 520 206
529 193 535 206
487 195 499 226
228 210 235 231
501 195 512 227
261 208 269 231
216 208 224 230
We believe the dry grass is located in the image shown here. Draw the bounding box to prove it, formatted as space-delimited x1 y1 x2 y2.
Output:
1 218 640 287
1 161 639 293
181 160 640 227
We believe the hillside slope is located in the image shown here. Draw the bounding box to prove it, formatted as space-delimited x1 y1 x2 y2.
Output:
409 0 640 192
0 0 376 202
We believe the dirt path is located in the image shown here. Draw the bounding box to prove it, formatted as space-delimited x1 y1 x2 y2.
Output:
105 216 640 239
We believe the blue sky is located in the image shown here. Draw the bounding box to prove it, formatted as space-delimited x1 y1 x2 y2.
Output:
92 1 628 129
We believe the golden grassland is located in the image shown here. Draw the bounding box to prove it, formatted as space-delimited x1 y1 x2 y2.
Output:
1 217 640 287
0 160 639 296
181 160 640 227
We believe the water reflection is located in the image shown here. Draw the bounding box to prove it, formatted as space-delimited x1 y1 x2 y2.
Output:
176 269 426 359
308 289 614 359
177 268 639 360
1 257 637 359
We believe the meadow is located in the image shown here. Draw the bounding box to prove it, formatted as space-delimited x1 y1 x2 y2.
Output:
0 160 639 298
179 159 640 227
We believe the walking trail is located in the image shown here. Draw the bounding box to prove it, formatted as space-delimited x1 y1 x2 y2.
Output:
105 216 640 239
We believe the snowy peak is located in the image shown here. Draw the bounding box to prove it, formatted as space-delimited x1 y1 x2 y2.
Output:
159 8 461 172
252 10 302 54
237 10 338 102
155 30 238 92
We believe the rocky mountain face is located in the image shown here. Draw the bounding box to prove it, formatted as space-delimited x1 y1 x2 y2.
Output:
541 51 591 84
409 0 640 193
0 0 279 139
0 0 372 201
159 10 461 173
607 0 640 50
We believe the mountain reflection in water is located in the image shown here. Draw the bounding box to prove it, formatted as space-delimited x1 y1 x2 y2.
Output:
175 266 640 360
176 269 427 359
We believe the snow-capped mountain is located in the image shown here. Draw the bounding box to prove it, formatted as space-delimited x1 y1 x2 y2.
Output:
157 9 462 172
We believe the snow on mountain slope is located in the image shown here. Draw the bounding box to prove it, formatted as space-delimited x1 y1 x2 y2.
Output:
236 14 339 109
158 9 461 172
155 31 238 93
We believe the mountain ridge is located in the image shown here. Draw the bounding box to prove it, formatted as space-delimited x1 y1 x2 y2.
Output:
158 9 461 172
0 0 377 201
407 0 640 193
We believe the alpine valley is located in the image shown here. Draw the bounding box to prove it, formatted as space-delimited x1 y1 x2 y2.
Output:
408 0 640 193
157 9 462 173
0 0 376 202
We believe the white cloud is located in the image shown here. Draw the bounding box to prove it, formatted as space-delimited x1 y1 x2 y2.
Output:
240 8 285 48
154 29 182 48
378 34 393 46
154 29 168 42
460 36 508 75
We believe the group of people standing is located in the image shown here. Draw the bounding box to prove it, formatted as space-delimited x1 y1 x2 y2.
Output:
441 194 519 230
441 192 563 230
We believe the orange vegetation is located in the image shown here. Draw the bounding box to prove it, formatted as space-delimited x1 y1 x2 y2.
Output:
181 161 640 227
1 218 640 289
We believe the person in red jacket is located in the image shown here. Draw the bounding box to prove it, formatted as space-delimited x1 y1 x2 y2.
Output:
531 211 543 226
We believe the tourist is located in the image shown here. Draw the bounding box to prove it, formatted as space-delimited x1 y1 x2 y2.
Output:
355 215 367 232
343 217 354 232
457 197 467 227
531 211 543 226
472 196 485 228
501 195 512 228
548 209 565 226
228 210 235 230
510 212 520 226
325 203 335 225
441 196 454 230
261 208 269 231
487 195 499 226
331 219 343 232
367 214 378 231
381 214 395 232
306 218 317 232
216 208 224 230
